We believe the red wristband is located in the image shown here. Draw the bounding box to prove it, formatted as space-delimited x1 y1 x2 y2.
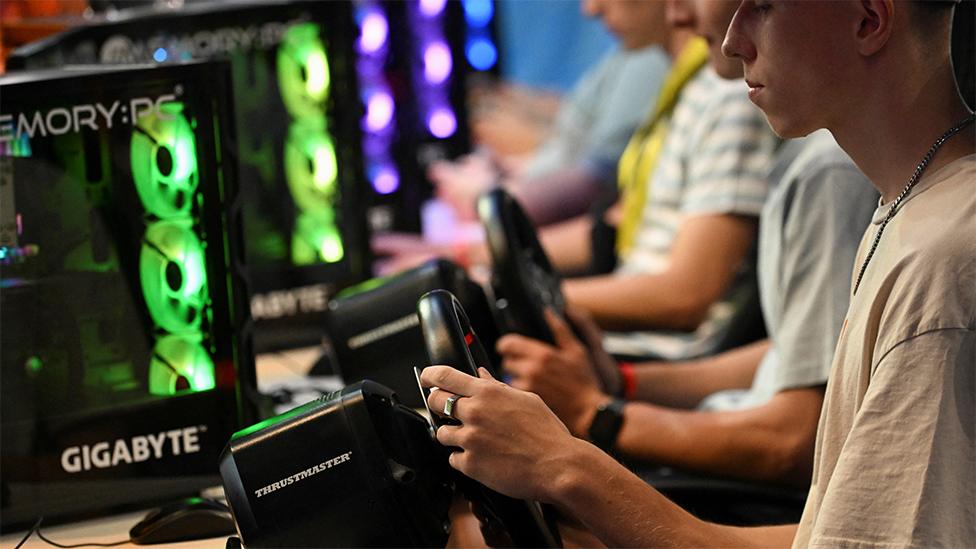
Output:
451 241 469 269
618 362 637 400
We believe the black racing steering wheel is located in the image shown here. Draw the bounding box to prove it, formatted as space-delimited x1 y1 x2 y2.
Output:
478 188 565 343
417 290 562 548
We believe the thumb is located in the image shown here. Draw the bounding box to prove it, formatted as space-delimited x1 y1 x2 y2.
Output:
477 367 495 380
544 308 579 349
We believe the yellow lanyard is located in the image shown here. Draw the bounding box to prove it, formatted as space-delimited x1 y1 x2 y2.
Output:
615 38 709 258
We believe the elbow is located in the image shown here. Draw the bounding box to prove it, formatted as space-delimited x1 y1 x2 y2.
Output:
761 434 816 486
667 294 713 332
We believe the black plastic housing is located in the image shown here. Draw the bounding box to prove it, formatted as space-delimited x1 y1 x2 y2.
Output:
220 381 452 548
325 259 500 407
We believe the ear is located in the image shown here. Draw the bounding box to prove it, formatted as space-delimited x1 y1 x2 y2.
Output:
856 0 894 56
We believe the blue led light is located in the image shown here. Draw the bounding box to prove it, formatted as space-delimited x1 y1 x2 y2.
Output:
153 48 168 63
462 0 493 27
466 38 497 71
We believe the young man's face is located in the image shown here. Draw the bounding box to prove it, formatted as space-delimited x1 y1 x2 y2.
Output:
669 0 742 79
582 0 669 51
723 0 861 137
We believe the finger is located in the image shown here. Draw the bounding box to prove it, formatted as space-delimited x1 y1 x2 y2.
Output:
496 333 550 359
508 376 531 392
544 308 581 350
447 449 468 474
435 424 464 448
477 367 495 380
565 305 603 348
421 365 481 395
501 356 536 379
427 390 469 422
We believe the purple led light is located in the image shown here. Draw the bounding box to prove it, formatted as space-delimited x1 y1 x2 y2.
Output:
428 108 457 138
359 11 388 53
419 0 447 17
372 166 400 194
423 41 452 85
365 90 395 132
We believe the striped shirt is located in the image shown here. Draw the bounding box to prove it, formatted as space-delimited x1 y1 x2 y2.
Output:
604 67 779 360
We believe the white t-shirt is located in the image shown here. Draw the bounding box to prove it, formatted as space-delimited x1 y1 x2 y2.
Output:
794 154 976 548
701 130 877 411
603 67 778 360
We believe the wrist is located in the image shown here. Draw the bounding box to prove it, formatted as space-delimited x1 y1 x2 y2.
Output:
548 437 606 505
572 391 611 437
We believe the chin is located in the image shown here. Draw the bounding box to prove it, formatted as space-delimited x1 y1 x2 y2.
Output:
762 113 820 139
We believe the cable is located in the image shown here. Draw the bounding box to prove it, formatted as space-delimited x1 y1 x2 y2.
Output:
35 531 130 548
13 517 131 549
13 518 41 549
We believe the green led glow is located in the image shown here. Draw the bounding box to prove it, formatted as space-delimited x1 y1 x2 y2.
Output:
292 210 344 265
25 356 42 375
3 133 32 158
284 123 338 213
148 334 215 396
130 102 199 219
139 219 209 333
277 22 331 120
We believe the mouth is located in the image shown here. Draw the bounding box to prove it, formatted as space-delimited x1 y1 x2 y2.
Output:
745 79 765 100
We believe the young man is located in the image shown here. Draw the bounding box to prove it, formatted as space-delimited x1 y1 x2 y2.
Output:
382 0 777 366
421 1 974 546
549 0 779 361
493 0 879 487
429 0 671 224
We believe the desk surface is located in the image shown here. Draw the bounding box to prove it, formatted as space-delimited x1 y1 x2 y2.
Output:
1 347 343 549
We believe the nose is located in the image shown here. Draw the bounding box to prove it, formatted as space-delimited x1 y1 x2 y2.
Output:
665 0 695 29
581 0 602 18
722 3 757 63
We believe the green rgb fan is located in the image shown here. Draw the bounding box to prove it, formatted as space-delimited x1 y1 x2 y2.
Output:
147 334 216 396
130 102 199 219
284 122 338 212
139 219 209 334
292 209 344 265
277 22 331 121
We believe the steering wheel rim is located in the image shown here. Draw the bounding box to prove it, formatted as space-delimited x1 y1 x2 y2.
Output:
417 290 562 548
478 189 565 343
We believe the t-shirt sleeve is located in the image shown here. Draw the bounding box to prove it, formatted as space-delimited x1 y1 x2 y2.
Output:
681 86 777 217
581 48 669 177
807 328 976 548
772 166 876 391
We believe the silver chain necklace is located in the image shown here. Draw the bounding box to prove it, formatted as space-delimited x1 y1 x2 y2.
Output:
852 113 975 296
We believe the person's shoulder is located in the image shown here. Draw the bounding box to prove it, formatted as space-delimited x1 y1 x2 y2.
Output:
781 131 877 202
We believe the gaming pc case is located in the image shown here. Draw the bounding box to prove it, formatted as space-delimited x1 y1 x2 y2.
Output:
9 0 371 351
0 63 259 531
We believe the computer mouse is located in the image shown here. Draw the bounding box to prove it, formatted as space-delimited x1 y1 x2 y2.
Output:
129 497 237 545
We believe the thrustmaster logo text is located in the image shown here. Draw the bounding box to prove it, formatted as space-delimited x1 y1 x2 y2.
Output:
0 94 177 144
60 425 207 473
254 451 353 498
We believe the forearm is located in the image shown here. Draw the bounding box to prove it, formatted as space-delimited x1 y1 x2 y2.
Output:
552 438 795 548
564 273 708 331
539 215 595 274
508 166 606 226
566 214 758 331
633 340 769 408
615 388 823 485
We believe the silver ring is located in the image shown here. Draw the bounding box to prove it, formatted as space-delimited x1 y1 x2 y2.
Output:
443 394 462 419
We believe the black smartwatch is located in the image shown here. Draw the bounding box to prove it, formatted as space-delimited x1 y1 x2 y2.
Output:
587 398 625 453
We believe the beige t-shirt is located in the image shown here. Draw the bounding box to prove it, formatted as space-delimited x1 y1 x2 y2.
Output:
794 154 975 548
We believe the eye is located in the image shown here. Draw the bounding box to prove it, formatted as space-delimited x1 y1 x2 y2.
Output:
753 0 773 13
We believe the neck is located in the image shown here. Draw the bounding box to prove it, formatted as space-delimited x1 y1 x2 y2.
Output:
830 61 974 203
664 28 695 61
